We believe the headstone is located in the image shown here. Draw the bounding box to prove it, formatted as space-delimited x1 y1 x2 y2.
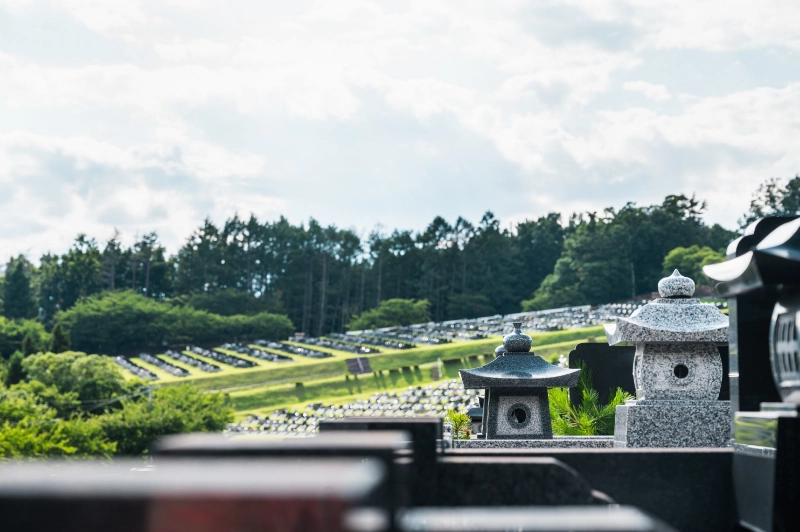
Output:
605 271 731 447
704 215 800 532
448 447 735 532
347 357 373 375
459 322 580 439
318 418 442 507
429 456 598 507
567 342 635 407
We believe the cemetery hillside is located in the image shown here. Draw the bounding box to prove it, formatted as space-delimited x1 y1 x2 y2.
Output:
0 180 797 459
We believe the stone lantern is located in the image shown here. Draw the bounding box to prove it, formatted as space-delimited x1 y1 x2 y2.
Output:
459 322 580 439
605 270 731 447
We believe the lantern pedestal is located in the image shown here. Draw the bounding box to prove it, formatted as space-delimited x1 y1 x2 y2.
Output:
613 400 731 448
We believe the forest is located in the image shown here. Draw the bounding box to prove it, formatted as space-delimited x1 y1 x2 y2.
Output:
1 177 798 349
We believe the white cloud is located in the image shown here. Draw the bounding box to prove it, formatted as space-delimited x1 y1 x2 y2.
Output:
623 81 671 101
0 0 799 261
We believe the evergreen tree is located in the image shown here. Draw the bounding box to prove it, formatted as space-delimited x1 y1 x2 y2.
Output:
49 323 71 354
4 351 26 386
3 260 36 320
21 332 38 356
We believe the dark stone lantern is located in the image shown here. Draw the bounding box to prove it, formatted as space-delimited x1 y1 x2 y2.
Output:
459 322 580 439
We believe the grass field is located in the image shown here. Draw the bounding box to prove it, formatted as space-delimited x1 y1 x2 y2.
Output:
229 354 495 418
121 325 607 413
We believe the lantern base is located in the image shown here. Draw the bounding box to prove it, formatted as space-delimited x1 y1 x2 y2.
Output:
613 400 731 448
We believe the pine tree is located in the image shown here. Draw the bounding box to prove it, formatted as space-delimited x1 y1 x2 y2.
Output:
4 351 26 386
21 332 38 356
3 260 36 320
50 323 71 354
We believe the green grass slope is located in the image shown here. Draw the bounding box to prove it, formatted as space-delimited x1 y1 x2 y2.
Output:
121 325 606 394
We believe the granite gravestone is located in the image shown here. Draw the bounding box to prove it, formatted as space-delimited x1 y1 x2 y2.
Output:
605 271 731 448
704 216 800 532
459 322 580 440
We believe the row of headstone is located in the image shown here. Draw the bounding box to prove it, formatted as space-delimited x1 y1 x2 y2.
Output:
114 356 158 380
227 380 479 435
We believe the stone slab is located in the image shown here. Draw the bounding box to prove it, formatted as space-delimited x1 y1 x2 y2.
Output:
447 448 735 532
392 506 677 532
452 436 614 449
614 401 731 448
428 456 597 507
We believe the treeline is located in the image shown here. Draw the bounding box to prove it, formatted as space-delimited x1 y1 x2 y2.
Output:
0 193 744 346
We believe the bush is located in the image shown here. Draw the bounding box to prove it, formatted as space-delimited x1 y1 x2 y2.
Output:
99 385 233 456
347 299 431 331
22 351 129 408
0 317 50 359
55 291 294 354
0 383 116 459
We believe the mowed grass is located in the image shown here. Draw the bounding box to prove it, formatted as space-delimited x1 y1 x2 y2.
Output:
231 355 495 418
229 330 605 416
121 325 607 393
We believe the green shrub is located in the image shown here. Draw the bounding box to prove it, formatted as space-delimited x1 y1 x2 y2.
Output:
446 408 472 440
55 291 294 354
549 362 633 436
99 385 233 456
0 317 50 359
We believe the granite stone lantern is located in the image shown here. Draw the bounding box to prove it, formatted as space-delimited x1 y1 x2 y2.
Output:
459 322 580 439
605 270 731 447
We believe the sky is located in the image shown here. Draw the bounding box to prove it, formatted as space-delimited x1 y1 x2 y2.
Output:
1 0 800 263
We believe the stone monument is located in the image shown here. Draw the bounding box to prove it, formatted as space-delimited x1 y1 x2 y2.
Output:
459 322 580 439
605 270 731 447
703 216 800 532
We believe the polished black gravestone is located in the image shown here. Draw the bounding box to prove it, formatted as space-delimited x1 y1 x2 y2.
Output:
448 447 734 532
567 342 635 407
460 322 580 439
428 456 600 507
704 215 800 532
318 417 441 507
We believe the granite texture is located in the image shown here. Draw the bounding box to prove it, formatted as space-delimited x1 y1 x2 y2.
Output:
605 298 729 345
733 442 777 457
496 395 543 436
658 270 695 298
635 343 723 400
502 321 532 352
452 436 614 449
459 354 580 389
614 400 732 448
483 387 552 439
447 448 736 532
431 456 596 507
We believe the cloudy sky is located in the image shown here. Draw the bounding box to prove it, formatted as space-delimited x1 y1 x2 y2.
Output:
2 0 800 262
